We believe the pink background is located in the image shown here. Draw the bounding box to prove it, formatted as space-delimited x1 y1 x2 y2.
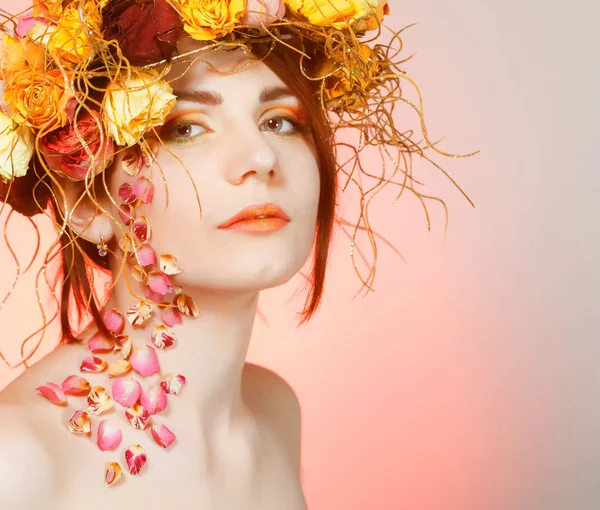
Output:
2 1 599 509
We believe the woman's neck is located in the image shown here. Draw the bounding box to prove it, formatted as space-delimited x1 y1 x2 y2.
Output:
96 270 260 442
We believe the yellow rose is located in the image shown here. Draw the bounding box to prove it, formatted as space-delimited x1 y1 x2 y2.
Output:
175 0 247 40
0 112 34 181
0 33 46 84
3 68 72 132
104 71 177 147
47 2 104 65
33 0 64 20
286 0 387 29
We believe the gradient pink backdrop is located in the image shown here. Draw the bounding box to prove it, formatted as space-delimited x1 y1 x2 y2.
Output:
2 1 599 509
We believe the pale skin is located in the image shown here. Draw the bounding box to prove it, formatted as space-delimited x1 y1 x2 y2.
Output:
0 45 320 509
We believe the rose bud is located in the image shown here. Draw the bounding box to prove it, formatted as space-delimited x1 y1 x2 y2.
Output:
39 103 115 181
102 0 184 66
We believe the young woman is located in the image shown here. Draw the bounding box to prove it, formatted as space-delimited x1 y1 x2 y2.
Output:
0 0 473 507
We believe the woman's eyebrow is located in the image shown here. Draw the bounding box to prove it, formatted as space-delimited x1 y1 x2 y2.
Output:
172 85 298 105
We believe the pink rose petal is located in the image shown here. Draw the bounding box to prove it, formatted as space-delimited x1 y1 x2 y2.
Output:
105 462 124 487
140 386 167 415
16 12 36 37
36 382 67 405
161 306 182 327
80 356 107 373
130 345 160 376
144 285 164 304
132 216 151 242
118 182 137 204
125 404 151 430
125 444 147 475
68 409 91 434
160 374 186 395
87 332 115 353
151 324 176 349
104 308 125 334
151 423 176 448
137 243 156 267
147 271 172 296
111 376 142 407
97 420 123 451
118 203 134 225
61 375 91 396
133 176 154 203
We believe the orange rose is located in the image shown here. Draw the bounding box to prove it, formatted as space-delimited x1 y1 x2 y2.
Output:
3 68 72 132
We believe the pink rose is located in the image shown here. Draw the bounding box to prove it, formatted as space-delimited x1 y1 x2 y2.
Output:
241 0 286 27
40 102 115 180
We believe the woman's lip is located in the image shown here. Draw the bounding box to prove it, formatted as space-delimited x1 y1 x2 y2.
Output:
217 203 290 228
219 217 289 233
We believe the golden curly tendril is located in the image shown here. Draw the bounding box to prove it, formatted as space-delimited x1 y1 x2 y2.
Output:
0 0 479 371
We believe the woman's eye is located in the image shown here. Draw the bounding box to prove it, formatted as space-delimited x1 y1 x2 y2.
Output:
261 116 301 135
163 120 207 142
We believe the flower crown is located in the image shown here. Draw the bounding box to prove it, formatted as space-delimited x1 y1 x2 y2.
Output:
0 0 392 183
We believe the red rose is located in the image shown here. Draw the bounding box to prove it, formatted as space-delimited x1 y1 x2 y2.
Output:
40 103 115 181
102 0 183 66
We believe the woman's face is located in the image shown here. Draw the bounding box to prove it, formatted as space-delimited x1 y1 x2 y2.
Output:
108 47 321 295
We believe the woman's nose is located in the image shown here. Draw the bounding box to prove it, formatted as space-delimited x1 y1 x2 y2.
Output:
223 125 278 185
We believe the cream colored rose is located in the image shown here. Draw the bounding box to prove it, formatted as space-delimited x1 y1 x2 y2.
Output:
104 71 177 147
0 111 34 181
175 0 247 40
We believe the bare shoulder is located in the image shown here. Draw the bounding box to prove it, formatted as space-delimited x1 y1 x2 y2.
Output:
243 363 302 477
0 404 57 509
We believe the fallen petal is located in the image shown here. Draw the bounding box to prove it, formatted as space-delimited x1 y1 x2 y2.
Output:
113 334 132 359
108 359 132 378
133 176 154 204
118 182 137 204
132 216 151 242
68 409 91 434
80 356 108 373
144 285 164 305
131 264 149 284
62 375 91 396
97 420 123 451
105 462 124 487
140 386 167 415
160 374 186 395
151 423 176 448
122 149 143 176
104 308 125 335
126 301 152 327
87 386 113 415
125 404 151 430
125 444 147 475
176 293 199 318
162 306 182 327
159 254 182 275
130 345 160 376
111 376 142 407
87 332 114 353
36 382 67 405
147 271 171 296
151 324 176 349
137 243 156 267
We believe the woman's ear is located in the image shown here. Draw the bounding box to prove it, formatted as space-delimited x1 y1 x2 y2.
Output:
51 174 115 246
